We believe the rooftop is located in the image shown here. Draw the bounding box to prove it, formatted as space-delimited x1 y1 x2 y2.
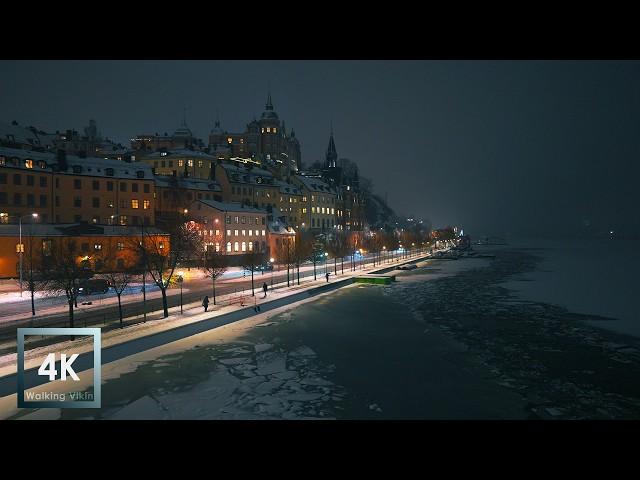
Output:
197 199 266 215
0 223 168 237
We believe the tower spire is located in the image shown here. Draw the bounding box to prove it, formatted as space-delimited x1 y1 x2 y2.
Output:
326 124 337 169
215 109 220 128
266 85 273 110
182 107 187 126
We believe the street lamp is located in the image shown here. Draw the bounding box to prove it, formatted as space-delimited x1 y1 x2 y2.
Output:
269 257 275 286
324 252 329 275
18 213 39 297
383 245 387 264
177 271 184 314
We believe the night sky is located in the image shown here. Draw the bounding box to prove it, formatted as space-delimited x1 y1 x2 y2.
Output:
2 60 639 238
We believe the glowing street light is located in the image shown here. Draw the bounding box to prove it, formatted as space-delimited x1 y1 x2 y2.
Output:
269 257 275 286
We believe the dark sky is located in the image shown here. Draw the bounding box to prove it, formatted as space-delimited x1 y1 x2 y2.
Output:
2 60 639 238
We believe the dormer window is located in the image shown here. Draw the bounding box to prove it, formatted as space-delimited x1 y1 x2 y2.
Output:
24 159 33 169
273 128 277 134
72 165 82 174
136 170 145 179
0 156 5 166
105 168 114 177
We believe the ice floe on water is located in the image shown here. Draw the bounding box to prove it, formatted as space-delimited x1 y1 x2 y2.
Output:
91 341 346 420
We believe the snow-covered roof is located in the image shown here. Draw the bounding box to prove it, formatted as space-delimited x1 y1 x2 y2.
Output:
0 146 56 166
293 175 337 194
267 220 295 235
0 122 47 147
143 149 215 159
0 223 168 237
154 175 221 192
0 146 154 180
219 161 276 185
275 180 302 195
197 199 267 215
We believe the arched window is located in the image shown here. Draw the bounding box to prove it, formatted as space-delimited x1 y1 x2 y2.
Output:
234 241 239 252
227 242 232 252
241 242 246 252
248 241 253 251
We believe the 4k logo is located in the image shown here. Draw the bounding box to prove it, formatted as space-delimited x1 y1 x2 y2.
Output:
38 353 80 381
17 328 101 409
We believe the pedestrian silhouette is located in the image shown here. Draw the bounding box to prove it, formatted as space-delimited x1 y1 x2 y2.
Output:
202 295 210 312
262 282 268 298
326 272 330 282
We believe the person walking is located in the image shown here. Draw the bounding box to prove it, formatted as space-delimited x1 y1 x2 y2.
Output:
262 282 268 298
325 272 330 283
202 295 210 312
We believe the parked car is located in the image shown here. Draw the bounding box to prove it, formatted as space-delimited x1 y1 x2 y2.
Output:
76 278 111 295
257 262 274 271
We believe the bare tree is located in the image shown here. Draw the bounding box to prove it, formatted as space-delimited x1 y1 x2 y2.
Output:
241 247 264 296
23 232 46 317
95 238 137 328
138 221 201 318
202 244 228 306
38 238 87 336
328 231 351 275
292 231 313 285
276 236 296 287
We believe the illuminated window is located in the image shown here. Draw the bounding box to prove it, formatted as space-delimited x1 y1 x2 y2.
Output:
227 242 232 252
311 207 315 214
234 229 239 236
131 199 139 209
117 242 124 251
215 229 220 236
234 241 239 252
198 160 203 168
187 159 194 167
24 159 33 169
16 243 24 253
227 229 231 236
332 208 335 215
227 137 233 144
261 128 264 133
266 128 271 133
119 216 127 225
273 128 277 133
302 207 307 214
241 242 246 252
94 243 102 251
159 242 164 250
178 160 184 167
143 200 150 210
249 230 253 236
248 241 253 251
262 229 265 236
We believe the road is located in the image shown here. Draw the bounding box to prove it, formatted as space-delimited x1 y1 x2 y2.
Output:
0 252 424 352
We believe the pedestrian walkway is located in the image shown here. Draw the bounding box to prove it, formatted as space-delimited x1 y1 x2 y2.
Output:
0 252 433 380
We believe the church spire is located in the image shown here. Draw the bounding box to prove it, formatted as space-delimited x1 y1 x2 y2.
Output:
326 124 337 169
265 89 273 111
